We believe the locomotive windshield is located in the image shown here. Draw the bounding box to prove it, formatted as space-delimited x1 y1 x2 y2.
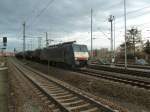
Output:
73 44 88 52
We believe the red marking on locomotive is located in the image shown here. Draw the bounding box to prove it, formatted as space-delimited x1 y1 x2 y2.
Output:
76 57 88 60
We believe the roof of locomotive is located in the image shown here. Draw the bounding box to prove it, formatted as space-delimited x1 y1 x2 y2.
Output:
44 41 88 50
47 41 76 48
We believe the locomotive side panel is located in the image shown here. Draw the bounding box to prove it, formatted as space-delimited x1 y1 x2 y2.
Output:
40 44 75 66
48 47 64 62
63 44 75 66
40 47 65 63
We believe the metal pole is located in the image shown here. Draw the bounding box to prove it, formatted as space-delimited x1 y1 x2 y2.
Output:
114 17 116 63
111 17 113 63
91 8 93 58
31 39 34 50
124 0 127 69
133 34 135 58
46 32 48 47
48 60 49 75
38 37 42 49
23 22 26 59
108 15 114 64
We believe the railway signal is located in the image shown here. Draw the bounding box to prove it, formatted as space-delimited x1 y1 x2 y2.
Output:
3 37 7 46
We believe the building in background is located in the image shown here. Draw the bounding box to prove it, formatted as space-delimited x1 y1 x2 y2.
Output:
92 48 111 61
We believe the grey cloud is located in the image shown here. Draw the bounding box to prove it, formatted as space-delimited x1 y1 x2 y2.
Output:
0 0 149 51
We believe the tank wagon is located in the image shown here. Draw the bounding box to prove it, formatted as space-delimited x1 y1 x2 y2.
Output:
16 41 89 67
15 52 23 59
25 50 33 60
32 49 41 61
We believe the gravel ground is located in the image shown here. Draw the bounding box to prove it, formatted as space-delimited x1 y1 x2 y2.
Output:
21 59 150 112
0 68 8 112
8 62 53 112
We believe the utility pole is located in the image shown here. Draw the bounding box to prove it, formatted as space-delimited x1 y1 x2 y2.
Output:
38 37 42 49
114 17 116 63
129 28 138 58
124 0 127 69
49 39 54 45
23 22 26 59
46 32 49 47
91 8 93 58
108 15 115 64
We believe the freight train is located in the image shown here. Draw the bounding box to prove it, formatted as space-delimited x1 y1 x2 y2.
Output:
16 41 89 67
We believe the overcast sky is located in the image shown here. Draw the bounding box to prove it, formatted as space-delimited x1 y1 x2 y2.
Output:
0 0 150 52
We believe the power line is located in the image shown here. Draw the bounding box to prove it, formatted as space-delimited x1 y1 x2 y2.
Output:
126 10 150 20
116 19 150 30
25 0 44 22
18 0 56 45
116 4 150 21
28 0 121 30
97 27 110 39
136 21 150 28
105 0 122 10
17 1 44 39
28 0 56 28
127 4 150 15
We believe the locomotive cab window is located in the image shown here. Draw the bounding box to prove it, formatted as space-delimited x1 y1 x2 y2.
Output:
73 45 88 52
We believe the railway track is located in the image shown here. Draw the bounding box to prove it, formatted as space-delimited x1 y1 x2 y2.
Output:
115 64 150 70
76 68 150 90
88 64 150 78
10 59 117 112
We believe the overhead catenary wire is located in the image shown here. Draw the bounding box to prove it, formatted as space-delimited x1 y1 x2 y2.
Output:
17 0 56 51
21 0 124 38
25 0 44 23
116 4 150 22
127 4 150 15
28 0 56 29
16 1 150 49
17 0 44 39
94 3 150 34
28 0 122 29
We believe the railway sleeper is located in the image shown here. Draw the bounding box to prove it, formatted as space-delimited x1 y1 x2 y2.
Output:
46 86 62 90
48 91 67 95
57 96 78 102
53 94 74 99
80 107 99 112
40 84 55 87
62 99 85 107
47 88 66 92
50 91 70 96
68 103 91 111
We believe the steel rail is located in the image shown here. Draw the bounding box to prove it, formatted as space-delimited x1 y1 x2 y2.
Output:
76 68 150 90
11 59 117 112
